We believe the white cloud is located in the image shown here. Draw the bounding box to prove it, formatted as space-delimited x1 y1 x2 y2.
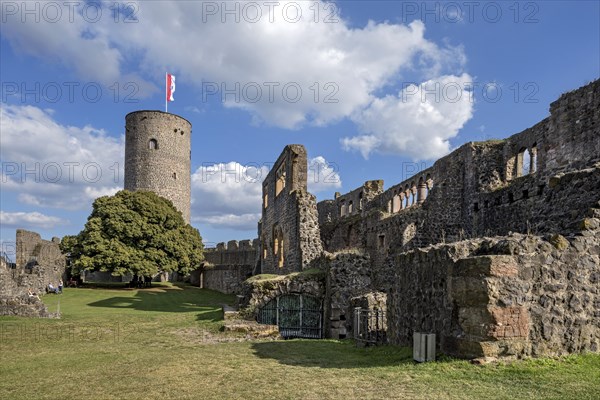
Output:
343 74 474 160
0 211 67 229
192 213 262 231
2 1 472 159
307 156 342 193
191 162 267 230
0 104 124 209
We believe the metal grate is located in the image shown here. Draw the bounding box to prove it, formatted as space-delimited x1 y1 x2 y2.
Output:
257 294 323 339
354 307 387 346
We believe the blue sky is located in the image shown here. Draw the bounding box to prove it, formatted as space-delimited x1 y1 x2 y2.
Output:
1 1 599 253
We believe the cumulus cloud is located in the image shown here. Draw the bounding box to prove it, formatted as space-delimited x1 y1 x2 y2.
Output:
343 74 474 160
0 211 67 229
2 1 473 159
190 162 266 230
0 104 124 209
307 156 342 193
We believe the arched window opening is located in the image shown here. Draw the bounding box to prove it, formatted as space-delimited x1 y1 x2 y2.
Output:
404 186 410 208
358 192 363 210
272 226 284 269
148 139 158 150
340 200 346 217
515 147 527 177
278 236 284 268
348 201 353 214
410 182 417 205
172 172 177 180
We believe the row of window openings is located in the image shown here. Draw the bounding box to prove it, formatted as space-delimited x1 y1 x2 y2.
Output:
473 184 545 211
339 195 362 217
386 179 433 214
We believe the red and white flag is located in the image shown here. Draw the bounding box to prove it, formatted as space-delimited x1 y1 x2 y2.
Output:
166 74 176 102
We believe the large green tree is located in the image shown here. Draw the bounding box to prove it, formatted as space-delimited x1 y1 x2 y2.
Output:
61 190 203 277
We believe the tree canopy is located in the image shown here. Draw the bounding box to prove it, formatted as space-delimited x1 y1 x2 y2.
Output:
61 190 204 277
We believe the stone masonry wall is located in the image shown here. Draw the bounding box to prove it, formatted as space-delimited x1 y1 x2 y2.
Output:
387 211 600 358
14 229 66 294
124 111 192 223
195 240 258 294
201 265 253 294
0 230 64 318
317 80 600 289
259 145 322 274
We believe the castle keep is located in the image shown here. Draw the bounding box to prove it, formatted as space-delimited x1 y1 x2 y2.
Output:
202 80 600 359
124 110 192 223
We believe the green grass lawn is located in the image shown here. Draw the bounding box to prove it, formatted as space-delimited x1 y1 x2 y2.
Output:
1 284 599 400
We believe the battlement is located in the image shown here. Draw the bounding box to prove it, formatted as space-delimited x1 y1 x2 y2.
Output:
204 239 259 267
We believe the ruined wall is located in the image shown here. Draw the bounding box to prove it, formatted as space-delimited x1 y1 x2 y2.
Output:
259 145 323 274
387 209 600 358
317 80 600 287
0 263 55 318
0 230 64 318
13 229 66 294
201 265 253 294
324 251 373 339
124 111 192 223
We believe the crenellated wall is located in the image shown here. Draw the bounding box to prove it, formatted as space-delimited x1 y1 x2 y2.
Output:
194 240 258 294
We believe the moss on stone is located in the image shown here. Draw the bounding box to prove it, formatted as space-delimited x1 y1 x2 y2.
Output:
549 234 569 250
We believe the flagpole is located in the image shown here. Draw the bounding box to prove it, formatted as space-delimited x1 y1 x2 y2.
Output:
165 72 168 113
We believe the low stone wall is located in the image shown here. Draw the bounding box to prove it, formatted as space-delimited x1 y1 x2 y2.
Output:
0 295 56 318
0 264 55 318
201 265 253 294
387 216 600 358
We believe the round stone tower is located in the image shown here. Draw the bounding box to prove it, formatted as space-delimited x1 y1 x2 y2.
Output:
124 110 192 223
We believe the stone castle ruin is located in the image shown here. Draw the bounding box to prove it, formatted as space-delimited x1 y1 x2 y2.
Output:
2 80 597 360
0 229 66 317
204 79 600 359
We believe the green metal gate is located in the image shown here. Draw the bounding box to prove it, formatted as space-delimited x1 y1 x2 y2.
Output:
257 294 323 339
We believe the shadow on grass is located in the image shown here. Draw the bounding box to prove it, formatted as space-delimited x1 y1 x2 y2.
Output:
251 339 415 369
85 285 233 322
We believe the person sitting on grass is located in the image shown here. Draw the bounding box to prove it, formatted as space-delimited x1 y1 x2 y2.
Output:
47 283 59 294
